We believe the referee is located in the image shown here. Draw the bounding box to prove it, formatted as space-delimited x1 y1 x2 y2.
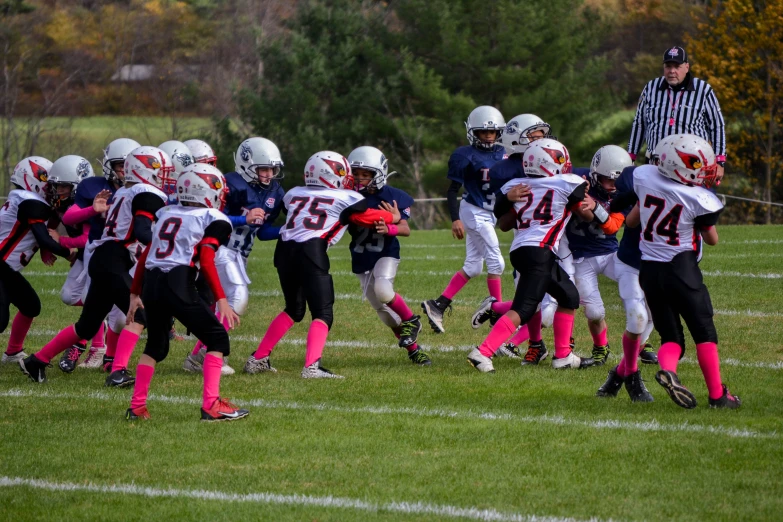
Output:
627 46 726 182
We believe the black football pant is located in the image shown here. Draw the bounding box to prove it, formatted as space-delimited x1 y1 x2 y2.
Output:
0 260 41 333
639 251 718 356
141 267 229 362
509 246 580 324
274 238 334 328
74 242 146 340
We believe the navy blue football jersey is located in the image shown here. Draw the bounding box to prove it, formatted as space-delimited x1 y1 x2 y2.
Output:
488 153 525 194
448 145 505 211
74 176 117 243
348 186 414 274
223 172 285 259
614 166 642 269
566 182 619 259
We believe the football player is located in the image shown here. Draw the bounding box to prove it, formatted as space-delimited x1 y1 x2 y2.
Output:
244 151 401 378
421 106 506 334
20 147 172 385
158 140 195 199
631 134 739 409
184 137 285 375
124 165 248 421
467 139 594 373
1 157 76 364
184 139 218 167
345 146 429 365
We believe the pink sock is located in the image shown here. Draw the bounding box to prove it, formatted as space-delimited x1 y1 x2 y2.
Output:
111 329 140 372
388 294 414 321
304 321 329 367
202 353 222 410
509 324 530 346
553 311 575 359
527 311 543 343
191 340 204 356
6 312 34 355
591 327 608 347
487 278 502 301
696 342 723 399
442 271 469 300
478 315 517 357
491 300 512 314
130 364 155 409
91 322 106 349
253 312 295 359
658 342 681 372
35 325 81 363
105 329 120 357
617 333 641 377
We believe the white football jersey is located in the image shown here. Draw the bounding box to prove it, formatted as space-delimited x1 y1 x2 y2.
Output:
145 205 231 272
92 183 167 260
280 186 364 245
501 174 587 253
0 190 50 271
633 165 723 263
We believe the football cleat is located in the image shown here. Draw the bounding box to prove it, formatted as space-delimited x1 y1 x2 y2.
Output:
639 343 658 364
520 340 548 366
624 371 654 402
182 353 204 373
221 358 236 376
495 343 522 359
655 370 697 409
1 350 27 364
591 344 611 366
105 369 135 388
301 359 344 379
407 349 432 366
79 347 106 369
552 351 594 370
471 297 499 329
19 355 50 383
467 347 495 373
708 384 741 409
421 298 450 334
201 398 249 422
101 355 114 373
126 405 151 420
58 343 85 374
398 315 423 348
244 355 278 374
596 366 624 397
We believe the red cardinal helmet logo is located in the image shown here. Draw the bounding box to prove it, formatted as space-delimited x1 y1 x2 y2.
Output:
542 147 566 165
30 161 48 182
134 154 161 170
676 149 703 170
197 173 223 190
322 158 347 178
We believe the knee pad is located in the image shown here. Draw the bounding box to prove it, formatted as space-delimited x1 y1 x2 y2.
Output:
311 309 333 329
541 298 557 328
557 284 580 311
623 299 648 335
373 277 396 305
485 252 505 276
462 260 483 279
60 282 83 307
144 342 171 364
227 283 249 316
285 305 307 323
584 302 606 323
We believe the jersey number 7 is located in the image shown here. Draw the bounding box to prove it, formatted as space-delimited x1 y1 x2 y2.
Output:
642 195 682 246
286 196 335 231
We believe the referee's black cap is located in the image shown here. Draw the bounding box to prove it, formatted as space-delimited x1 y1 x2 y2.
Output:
663 46 688 64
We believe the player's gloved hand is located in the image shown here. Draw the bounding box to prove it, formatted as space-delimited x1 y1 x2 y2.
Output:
93 189 112 214
507 183 531 202
216 298 240 330
246 208 266 225
451 219 465 240
126 294 144 325
379 200 401 224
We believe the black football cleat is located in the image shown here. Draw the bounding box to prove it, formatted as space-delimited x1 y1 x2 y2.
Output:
19 354 50 383
655 370 697 409
596 366 624 397
591 343 611 366
58 342 86 374
398 315 423 348
520 340 548 366
624 370 654 402
105 369 135 388
639 343 658 364
407 349 432 366
709 384 741 409
125 405 150 420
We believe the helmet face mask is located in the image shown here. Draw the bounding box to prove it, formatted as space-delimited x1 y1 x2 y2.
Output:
589 145 632 199
47 155 94 210
102 138 141 185
655 134 717 188
465 106 505 150
501 114 552 155
234 137 284 187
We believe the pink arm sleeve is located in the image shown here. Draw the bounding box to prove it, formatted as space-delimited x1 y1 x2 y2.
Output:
62 203 98 226
59 223 89 250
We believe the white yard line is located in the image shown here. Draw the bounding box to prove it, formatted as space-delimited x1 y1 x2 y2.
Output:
0 476 597 522
0 389 776 440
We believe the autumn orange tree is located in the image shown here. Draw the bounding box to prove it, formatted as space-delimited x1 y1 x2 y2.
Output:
687 0 783 224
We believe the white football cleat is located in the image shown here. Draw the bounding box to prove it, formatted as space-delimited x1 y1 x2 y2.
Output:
301 359 344 379
470 296 497 329
467 347 495 373
78 347 106 369
552 350 594 370
182 353 204 373
244 356 277 374
221 358 235 376
1 351 27 364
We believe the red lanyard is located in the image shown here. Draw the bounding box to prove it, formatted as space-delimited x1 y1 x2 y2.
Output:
667 89 684 126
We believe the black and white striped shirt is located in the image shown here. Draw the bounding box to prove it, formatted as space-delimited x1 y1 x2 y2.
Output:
627 74 726 159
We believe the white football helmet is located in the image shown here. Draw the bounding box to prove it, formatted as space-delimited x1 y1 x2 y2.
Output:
102 138 141 183
348 146 389 192
501 114 553 155
158 140 195 174
523 139 572 177
11 156 53 197
183 139 217 166
124 146 174 189
655 134 718 187
48 155 94 209
234 137 284 186
465 106 505 149
304 151 353 190
590 145 632 197
177 164 227 210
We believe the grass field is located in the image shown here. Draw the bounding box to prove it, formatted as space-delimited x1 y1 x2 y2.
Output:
1 225 782 521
